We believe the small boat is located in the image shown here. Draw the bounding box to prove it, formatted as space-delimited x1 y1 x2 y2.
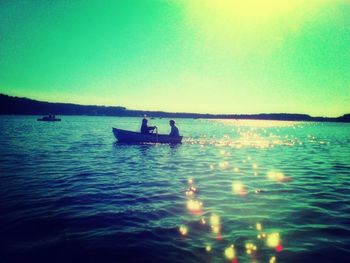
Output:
37 115 61 122
112 128 182 144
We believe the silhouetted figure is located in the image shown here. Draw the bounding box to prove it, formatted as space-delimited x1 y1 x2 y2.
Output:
140 118 157 134
169 120 179 137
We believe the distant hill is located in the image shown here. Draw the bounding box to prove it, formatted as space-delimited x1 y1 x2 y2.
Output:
1 93 349 122
0 94 126 116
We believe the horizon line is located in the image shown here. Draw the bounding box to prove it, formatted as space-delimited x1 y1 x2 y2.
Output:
1 93 349 119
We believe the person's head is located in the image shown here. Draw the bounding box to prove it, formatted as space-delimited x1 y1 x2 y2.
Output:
142 118 148 124
169 120 175 126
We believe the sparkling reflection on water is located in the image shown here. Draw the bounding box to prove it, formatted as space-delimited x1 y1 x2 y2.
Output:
0 116 350 263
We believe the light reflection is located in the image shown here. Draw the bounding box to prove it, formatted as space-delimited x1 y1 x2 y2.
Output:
205 244 212 252
214 119 298 128
275 244 283 252
256 223 262 231
219 161 230 169
224 245 236 260
269 256 276 263
220 149 231 156
187 119 306 149
245 242 257 255
179 225 188 236
187 199 203 214
267 171 292 182
179 120 295 262
254 189 263 194
232 181 247 196
185 119 307 149
266 233 280 248
185 186 197 196
258 233 267 239
185 190 194 196
212 225 220 235
210 214 220 226
210 214 221 237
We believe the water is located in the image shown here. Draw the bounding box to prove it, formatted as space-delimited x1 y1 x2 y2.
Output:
0 116 349 263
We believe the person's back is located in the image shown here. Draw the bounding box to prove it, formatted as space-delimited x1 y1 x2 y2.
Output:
169 120 179 137
141 122 149 134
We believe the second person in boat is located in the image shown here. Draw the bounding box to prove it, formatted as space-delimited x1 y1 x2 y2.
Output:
169 120 179 137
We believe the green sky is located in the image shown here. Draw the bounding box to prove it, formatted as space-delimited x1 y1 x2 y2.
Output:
0 0 349 116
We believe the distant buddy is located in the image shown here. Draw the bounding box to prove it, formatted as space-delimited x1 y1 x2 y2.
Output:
169 119 179 137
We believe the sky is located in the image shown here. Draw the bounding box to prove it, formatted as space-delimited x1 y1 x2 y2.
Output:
0 0 349 117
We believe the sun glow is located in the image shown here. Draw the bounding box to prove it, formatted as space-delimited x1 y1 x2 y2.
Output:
184 0 322 29
182 0 326 56
199 0 301 23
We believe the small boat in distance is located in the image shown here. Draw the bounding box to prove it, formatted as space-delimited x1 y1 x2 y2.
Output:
112 128 182 144
37 115 61 122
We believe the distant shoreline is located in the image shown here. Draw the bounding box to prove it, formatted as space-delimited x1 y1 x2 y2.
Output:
1 93 349 123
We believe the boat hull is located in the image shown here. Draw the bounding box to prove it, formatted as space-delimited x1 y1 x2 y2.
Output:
112 128 182 144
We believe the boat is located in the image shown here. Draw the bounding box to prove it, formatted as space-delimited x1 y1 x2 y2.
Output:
112 128 182 144
37 115 61 122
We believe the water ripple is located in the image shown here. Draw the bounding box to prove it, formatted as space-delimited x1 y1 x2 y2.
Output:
1 116 349 263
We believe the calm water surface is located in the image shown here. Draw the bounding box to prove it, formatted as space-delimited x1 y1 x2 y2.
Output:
0 116 349 263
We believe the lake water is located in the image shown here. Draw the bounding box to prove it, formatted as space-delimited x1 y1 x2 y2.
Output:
0 116 349 263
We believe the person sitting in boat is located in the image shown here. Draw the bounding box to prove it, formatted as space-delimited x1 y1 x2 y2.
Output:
169 120 179 137
140 118 157 134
